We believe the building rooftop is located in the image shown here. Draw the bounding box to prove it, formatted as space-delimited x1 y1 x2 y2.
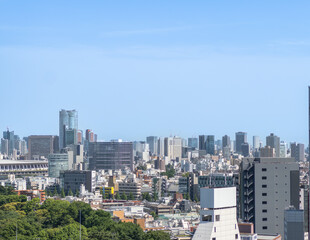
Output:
0 160 48 164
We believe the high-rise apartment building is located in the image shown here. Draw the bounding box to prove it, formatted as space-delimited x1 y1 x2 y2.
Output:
290 142 305 162
259 146 275 157
59 109 78 149
28 135 58 159
146 136 158 155
266 133 280 157
236 132 247 153
89 141 133 171
206 135 215 155
240 157 299 237
222 135 231 148
164 137 182 160
199 135 207 151
188 137 198 149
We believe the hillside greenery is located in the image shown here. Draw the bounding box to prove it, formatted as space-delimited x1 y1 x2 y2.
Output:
0 186 170 240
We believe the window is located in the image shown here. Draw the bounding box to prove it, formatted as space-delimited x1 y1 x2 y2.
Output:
262 218 267 221
262 184 267 188
262 193 267 196
215 215 220 221
262 209 267 213
262 201 267 204
235 234 238 239
212 238 216 240
202 215 212 222
214 227 216 232
262 176 267 180
263 226 268 230
262 168 267 172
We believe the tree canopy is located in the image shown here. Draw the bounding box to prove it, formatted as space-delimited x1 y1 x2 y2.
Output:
0 186 170 240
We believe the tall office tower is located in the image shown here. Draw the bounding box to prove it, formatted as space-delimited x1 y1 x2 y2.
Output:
241 143 250 157
28 135 58 159
253 136 260 150
1 138 9 155
188 137 198 149
206 135 215 155
193 187 240 240
231 140 235 152
266 133 280 157
279 141 288 158
240 157 299 237
85 129 94 142
199 135 207 151
48 148 74 178
222 135 231 148
157 137 165 156
236 132 247 153
290 142 305 162
284 206 304 240
165 136 182 160
89 141 133 171
3 130 15 155
146 136 158 155
260 146 275 157
59 109 78 149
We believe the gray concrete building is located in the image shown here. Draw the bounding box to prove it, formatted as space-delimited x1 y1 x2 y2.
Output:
236 132 247 154
266 133 280 157
48 148 73 178
240 157 299 237
290 142 305 162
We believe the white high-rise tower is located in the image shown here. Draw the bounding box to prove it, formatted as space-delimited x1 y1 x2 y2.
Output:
193 187 240 240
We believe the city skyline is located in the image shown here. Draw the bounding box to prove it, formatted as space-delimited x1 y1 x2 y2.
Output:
1 1 310 144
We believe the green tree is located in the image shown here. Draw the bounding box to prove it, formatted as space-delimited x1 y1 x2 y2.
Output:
115 193 120 200
121 193 127 201
60 188 65 198
68 189 73 196
150 211 158 220
128 192 134 200
53 187 58 197
76 190 80 197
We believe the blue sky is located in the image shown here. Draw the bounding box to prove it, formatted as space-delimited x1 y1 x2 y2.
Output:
1 1 310 144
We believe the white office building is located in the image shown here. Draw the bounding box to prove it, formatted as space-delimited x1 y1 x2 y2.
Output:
193 187 240 240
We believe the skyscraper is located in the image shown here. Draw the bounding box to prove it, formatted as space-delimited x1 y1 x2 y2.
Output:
59 109 78 149
253 136 260 150
206 135 215 155
3 129 15 155
188 137 198 149
222 135 231 148
146 136 158 155
236 132 247 153
266 133 280 157
290 142 305 162
199 135 207 151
